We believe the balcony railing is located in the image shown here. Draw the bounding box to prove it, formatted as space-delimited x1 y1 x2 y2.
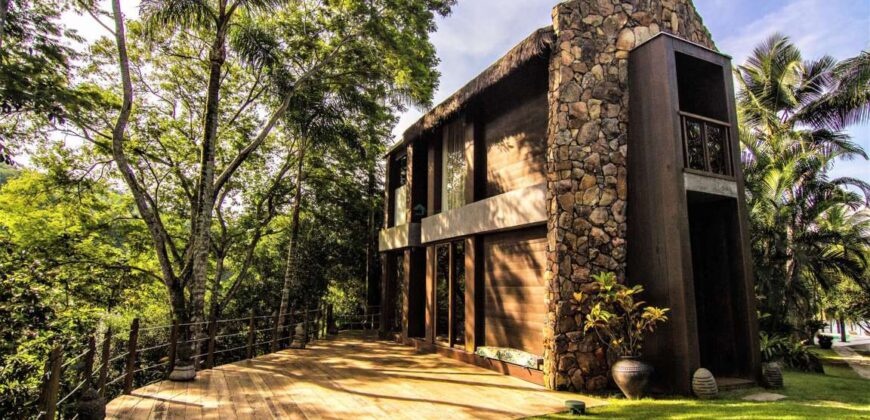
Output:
680 112 733 177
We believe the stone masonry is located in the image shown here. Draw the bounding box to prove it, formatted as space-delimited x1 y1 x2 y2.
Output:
543 0 715 391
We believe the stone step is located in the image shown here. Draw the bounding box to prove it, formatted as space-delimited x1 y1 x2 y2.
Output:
716 377 755 391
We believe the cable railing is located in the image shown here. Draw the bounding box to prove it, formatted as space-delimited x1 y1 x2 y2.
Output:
29 302 384 419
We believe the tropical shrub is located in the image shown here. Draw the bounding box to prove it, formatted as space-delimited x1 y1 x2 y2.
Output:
573 272 669 357
817 335 833 349
759 332 823 372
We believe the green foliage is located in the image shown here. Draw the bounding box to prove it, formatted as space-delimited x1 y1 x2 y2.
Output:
0 169 167 415
759 332 822 372
572 272 669 357
737 34 870 336
0 163 17 185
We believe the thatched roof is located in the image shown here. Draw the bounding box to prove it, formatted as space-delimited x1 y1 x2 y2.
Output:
388 26 555 155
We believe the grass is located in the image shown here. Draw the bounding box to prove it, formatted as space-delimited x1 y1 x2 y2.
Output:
808 347 865 364
807 346 866 379
528 371 870 419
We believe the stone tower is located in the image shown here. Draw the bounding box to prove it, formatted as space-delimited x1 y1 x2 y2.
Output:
543 0 716 391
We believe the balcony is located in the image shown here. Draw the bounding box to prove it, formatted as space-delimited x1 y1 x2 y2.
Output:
681 111 733 177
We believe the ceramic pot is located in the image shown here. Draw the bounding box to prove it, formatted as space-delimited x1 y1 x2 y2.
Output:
761 362 783 389
168 364 196 382
611 356 653 399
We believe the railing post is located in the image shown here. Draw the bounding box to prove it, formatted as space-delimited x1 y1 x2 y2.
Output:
314 306 321 340
321 307 326 338
76 335 106 419
83 336 96 385
97 328 112 397
302 310 310 348
246 311 255 359
123 318 139 395
167 321 178 378
206 318 217 369
270 311 280 353
38 345 64 419
325 304 333 335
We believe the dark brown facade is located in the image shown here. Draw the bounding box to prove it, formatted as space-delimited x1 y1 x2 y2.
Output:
378 0 759 395
626 34 760 393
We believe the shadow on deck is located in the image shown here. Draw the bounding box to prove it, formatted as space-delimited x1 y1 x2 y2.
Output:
106 330 602 419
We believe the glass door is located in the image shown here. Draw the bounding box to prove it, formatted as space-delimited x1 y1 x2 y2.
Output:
434 240 466 348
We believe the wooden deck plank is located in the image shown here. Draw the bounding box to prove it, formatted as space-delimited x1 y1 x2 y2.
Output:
107 331 603 419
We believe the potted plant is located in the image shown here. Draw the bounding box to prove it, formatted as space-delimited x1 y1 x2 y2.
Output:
573 272 669 399
759 332 784 388
817 334 833 349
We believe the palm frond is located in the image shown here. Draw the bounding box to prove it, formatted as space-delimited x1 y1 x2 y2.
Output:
139 0 216 35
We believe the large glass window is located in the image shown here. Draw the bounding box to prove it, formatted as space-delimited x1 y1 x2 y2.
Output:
394 253 404 333
453 242 465 346
394 153 409 225
442 120 466 211
435 245 450 342
435 241 466 347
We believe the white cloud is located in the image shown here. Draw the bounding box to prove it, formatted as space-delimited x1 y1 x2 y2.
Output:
717 0 870 64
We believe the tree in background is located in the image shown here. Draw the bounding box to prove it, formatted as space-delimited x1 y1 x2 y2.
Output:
0 0 452 394
737 34 870 337
87 0 452 339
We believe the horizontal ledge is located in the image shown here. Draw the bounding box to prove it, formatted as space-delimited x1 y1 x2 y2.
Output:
378 223 421 252
683 171 738 198
421 183 547 243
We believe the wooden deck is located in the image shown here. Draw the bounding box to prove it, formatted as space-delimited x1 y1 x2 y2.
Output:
107 331 602 419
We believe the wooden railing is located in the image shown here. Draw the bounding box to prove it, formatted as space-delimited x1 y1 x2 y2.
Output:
31 304 381 419
680 111 733 177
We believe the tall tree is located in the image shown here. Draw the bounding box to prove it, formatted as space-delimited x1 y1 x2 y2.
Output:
737 34 870 333
69 0 452 348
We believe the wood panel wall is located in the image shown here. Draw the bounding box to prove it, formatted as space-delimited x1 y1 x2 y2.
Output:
484 90 547 198
482 226 547 355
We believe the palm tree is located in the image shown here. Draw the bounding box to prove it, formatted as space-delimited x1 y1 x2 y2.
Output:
736 34 870 334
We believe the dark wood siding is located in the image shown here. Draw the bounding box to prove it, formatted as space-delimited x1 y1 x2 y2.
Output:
479 57 548 198
483 227 547 355
484 89 547 197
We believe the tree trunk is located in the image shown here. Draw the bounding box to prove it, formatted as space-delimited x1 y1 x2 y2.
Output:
0 0 9 51
365 162 378 311
209 250 226 322
276 141 307 342
189 21 229 341
110 0 184 323
838 318 847 342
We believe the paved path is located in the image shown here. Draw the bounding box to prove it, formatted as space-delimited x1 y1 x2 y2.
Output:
106 331 602 419
833 344 870 379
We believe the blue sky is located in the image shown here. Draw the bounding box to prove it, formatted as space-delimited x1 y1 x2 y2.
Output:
393 0 870 183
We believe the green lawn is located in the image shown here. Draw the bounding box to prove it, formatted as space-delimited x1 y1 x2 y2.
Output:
807 347 865 379
528 371 870 419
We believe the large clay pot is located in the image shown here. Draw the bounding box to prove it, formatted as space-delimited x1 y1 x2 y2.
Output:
761 362 783 389
611 356 653 399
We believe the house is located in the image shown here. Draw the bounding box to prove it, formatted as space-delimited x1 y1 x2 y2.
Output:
376 0 760 395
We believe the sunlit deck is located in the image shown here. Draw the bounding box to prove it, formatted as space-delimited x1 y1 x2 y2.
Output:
106 330 602 419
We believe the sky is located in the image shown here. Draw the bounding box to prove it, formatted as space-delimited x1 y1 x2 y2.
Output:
63 1 870 182
392 0 870 183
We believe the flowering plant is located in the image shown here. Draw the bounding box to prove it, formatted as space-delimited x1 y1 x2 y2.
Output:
573 272 669 357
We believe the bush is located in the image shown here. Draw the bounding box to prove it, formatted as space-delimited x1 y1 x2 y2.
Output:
817 335 834 349
760 332 824 372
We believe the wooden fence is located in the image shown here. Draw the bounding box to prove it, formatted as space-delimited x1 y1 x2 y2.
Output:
32 304 381 419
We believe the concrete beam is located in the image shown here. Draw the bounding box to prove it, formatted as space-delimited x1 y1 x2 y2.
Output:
421 182 546 244
683 172 738 198
378 223 421 252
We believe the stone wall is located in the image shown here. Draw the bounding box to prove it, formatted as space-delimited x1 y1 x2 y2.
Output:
543 0 715 391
